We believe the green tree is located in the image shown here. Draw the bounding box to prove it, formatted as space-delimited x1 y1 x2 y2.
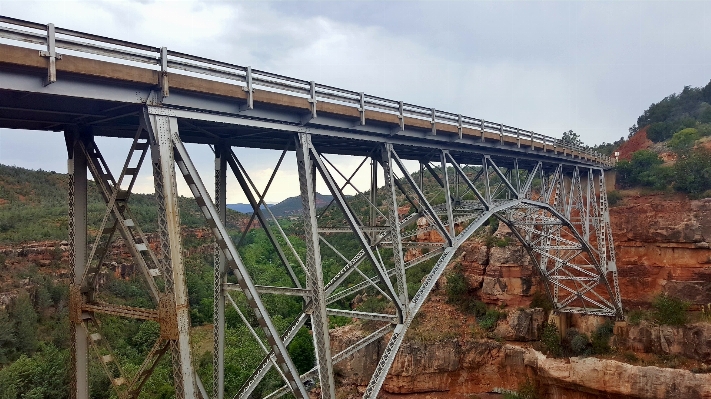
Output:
0 344 69 399
288 328 316 374
646 122 673 142
652 294 689 326
10 291 38 356
0 310 16 364
615 150 670 189
590 320 614 354
559 130 583 148
540 322 562 357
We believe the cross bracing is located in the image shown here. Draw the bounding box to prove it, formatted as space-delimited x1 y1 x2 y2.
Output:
0 16 622 399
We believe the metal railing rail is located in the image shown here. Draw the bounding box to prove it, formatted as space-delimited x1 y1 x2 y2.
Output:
0 16 614 166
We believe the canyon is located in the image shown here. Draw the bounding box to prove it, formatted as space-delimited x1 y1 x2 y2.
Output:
331 192 711 398
1 192 710 398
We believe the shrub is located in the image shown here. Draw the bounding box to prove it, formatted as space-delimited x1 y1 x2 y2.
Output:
485 234 511 248
591 320 614 354
445 267 469 304
627 309 649 326
478 309 506 331
607 190 623 206
673 148 711 196
568 330 591 356
516 378 538 399
668 128 700 153
502 378 538 399
529 291 553 313
541 322 562 357
623 351 640 363
652 294 690 326
616 150 671 190
464 300 488 318
696 122 711 136
357 295 388 314
701 304 711 322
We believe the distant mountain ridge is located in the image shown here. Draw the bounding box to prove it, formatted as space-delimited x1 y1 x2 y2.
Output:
228 192 332 218
227 203 265 214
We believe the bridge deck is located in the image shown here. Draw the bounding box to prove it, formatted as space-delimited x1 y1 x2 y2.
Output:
0 17 612 169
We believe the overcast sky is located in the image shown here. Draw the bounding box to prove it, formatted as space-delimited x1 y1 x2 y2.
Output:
1 0 710 203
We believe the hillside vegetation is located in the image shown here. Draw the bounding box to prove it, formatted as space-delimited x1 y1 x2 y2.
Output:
614 82 711 197
0 165 216 244
0 162 456 398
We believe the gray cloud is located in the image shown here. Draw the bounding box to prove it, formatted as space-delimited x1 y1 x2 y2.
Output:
1 0 710 202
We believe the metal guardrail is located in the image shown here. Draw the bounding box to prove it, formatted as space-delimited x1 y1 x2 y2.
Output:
0 16 614 166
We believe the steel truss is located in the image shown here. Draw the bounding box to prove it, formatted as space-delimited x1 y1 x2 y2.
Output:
66 108 622 399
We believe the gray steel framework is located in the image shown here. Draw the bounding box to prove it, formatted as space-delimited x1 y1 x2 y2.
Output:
0 16 623 399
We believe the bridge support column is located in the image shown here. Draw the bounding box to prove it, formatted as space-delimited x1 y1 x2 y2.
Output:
213 144 227 399
296 133 336 399
66 129 89 399
380 144 408 310
147 114 197 399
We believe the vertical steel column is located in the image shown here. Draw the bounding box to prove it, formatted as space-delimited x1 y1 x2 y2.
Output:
213 145 227 399
370 157 378 241
66 130 89 399
381 144 408 310
295 133 336 399
599 169 623 318
441 151 455 238
149 115 197 399
482 157 491 205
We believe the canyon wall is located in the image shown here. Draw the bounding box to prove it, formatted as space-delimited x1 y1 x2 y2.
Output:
451 193 711 310
610 194 711 308
332 328 711 399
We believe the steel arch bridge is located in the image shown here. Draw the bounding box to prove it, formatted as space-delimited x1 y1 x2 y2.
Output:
0 16 622 399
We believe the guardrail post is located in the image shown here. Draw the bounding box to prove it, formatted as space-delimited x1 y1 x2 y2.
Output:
309 81 318 119
359 92 366 126
39 23 61 86
457 114 463 139
243 66 254 110
398 101 405 132
160 47 169 98
430 108 436 135
530 131 534 150
516 128 521 148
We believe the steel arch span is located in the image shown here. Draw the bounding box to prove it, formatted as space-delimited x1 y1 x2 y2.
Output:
138 110 624 399
0 16 622 399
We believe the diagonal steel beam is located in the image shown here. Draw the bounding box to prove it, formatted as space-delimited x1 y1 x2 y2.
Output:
234 147 287 248
445 153 488 210
389 148 452 246
227 149 303 289
306 137 405 321
484 155 519 199
234 314 309 399
164 115 310 398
